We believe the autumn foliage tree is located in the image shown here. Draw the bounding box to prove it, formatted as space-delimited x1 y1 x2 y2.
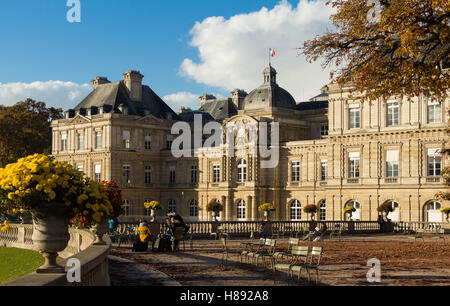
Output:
302 0 449 102
0 99 62 167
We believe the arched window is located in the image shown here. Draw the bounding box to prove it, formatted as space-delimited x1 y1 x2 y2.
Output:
168 199 176 213
237 200 246 221
122 200 130 216
387 201 399 222
319 200 326 221
237 159 247 182
345 200 361 221
425 201 442 222
189 200 198 218
290 200 301 221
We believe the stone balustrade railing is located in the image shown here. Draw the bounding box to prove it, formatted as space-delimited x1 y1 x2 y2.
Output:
117 220 447 237
0 224 110 286
117 220 384 237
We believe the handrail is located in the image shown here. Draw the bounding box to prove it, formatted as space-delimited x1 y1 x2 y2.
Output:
0 224 110 286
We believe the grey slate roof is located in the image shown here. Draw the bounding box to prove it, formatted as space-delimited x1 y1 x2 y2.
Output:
72 81 179 120
295 100 329 111
242 84 297 110
178 110 215 122
199 98 238 122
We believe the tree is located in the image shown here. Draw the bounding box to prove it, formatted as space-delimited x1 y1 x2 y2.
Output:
0 99 62 167
302 0 449 102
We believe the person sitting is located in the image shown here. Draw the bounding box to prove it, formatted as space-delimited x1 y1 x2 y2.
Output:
170 216 190 251
313 223 328 242
132 220 153 252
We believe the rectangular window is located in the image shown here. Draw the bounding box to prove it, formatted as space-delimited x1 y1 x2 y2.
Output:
77 132 84 150
427 148 441 177
320 125 329 136
94 164 101 181
166 135 174 150
386 150 399 177
123 165 131 184
387 100 399 126
348 152 360 178
349 104 360 129
95 131 102 149
191 165 198 184
213 164 220 183
77 165 84 173
321 160 327 181
122 200 130 216
291 161 300 182
123 130 131 149
145 166 152 184
61 133 67 152
169 166 176 184
427 100 441 124
145 134 152 150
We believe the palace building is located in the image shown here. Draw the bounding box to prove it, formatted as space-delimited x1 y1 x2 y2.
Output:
51 67 449 223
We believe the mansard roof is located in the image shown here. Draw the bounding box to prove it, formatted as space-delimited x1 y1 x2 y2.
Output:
199 98 238 122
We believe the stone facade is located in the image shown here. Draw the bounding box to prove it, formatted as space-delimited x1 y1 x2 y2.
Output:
52 67 449 223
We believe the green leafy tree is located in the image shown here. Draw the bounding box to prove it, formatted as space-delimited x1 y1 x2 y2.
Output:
0 99 62 167
302 0 449 102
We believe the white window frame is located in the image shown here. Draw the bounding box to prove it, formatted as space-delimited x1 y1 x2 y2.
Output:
386 150 399 178
237 159 247 183
349 104 360 129
145 134 152 150
95 131 102 149
213 164 220 183
77 132 84 151
61 133 67 152
123 165 131 184
94 164 101 181
321 160 327 181
427 99 441 124
123 130 131 149
168 199 176 213
123 200 130 216
290 200 301 221
237 200 246 221
191 165 198 184
291 161 300 182
427 148 441 177
144 166 152 184
189 199 198 217
319 200 326 221
169 166 176 184
386 100 399 126
348 152 360 178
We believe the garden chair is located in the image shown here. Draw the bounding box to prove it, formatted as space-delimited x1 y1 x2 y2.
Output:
253 238 277 268
294 227 308 239
221 238 242 265
407 228 425 242
303 246 323 285
329 224 342 241
245 238 267 264
210 225 223 240
273 237 300 262
273 246 308 284
239 238 263 263
431 229 445 242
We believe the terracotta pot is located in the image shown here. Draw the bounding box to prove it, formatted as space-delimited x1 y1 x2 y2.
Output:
31 202 70 274
91 218 109 245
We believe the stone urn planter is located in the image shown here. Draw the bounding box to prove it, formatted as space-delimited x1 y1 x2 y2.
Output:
31 202 70 274
212 210 220 222
91 218 109 245
263 211 271 221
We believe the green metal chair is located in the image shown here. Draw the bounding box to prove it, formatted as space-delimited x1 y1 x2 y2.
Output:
407 228 425 242
273 245 309 284
240 238 264 263
431 229 445 242
273 237 299 262
329 224 342 241
221 238 242 265
299 246 323 285
254 238 277 268
246 238 267 264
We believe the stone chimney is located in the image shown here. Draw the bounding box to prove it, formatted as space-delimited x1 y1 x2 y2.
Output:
199 94 216 106
91 76 110 89
123 70 144 101
231 89 247 109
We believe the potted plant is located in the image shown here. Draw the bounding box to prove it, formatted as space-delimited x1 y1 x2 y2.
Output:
441 207 450 223
377 202 394 222
304 204 318 221
258 203 276 221
0 154 113 273
343 206 356 221
88 180 124 245
206 199 223 221
144 200 164 222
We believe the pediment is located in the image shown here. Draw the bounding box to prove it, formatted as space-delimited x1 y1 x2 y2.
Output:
137 114 163 125
70 114 91 125
223 114 259 126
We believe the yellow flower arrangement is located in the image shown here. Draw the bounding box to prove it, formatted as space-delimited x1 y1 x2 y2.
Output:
441 207 450 214
258 203 276 212
144 201 163 211
343 206 356 215
1 220 12 232
0 154 113 226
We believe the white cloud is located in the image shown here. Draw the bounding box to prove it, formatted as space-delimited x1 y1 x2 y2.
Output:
0 81 91 109
163 91 200 112
163 91 226 112
180 0 334 101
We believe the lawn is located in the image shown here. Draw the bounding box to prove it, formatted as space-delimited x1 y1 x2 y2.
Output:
0 247 44 285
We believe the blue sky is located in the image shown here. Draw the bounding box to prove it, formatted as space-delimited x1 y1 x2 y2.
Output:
0 0 333 111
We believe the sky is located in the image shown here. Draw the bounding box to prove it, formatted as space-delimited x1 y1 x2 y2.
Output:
0 0 334 112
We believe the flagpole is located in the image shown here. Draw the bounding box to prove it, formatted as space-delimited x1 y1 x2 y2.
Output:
269 48 271 67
